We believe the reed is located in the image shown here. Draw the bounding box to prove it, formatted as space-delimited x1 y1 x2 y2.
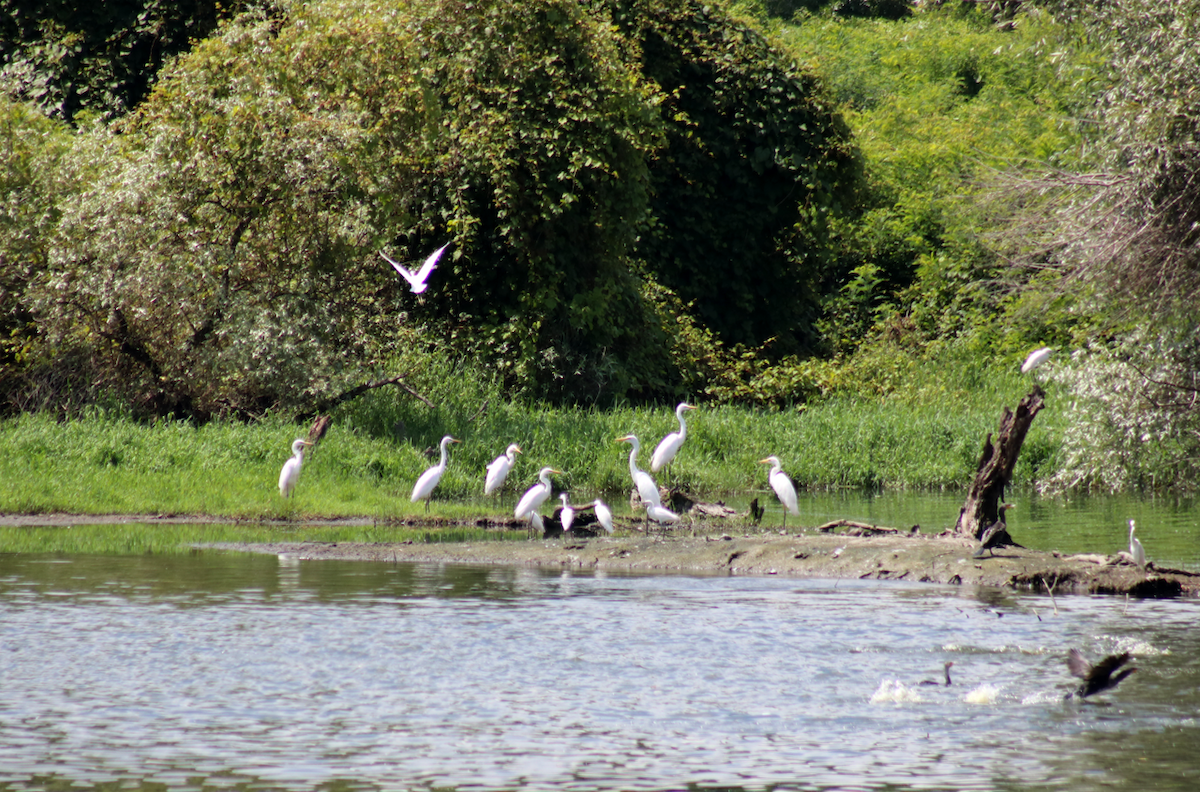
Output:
0 356 1065 531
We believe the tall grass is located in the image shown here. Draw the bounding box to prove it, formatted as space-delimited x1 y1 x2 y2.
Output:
0 351 1064 523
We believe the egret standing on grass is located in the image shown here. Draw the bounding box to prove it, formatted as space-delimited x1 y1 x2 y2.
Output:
617 434 661 507
650 402 698 473
411 435 460 511
484 443 522 496
516 467 560 520
1129 519 1146 568
279 439 313 498
758 456 799 528
380 242 450 294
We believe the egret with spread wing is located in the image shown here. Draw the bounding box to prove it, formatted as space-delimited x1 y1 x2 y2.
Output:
380 242 450 294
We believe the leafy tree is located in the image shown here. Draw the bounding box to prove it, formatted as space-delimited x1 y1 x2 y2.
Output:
394 0 673 403
612 0 862 355
25 1 429 418
0 0 240 122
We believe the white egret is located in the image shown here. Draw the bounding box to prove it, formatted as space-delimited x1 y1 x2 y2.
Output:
650 402 698 473
1129 519 1146 568
758 455 799 528
380 242 450 294
1066 649 1136 699
646 503 679 526
484 443 522 495
410 435 460 511
528 510 545 537
558 492 575 533
515 467 560 520
278 439 313 498
616 434 661 506
1021 346 1053 374
592 499 614 534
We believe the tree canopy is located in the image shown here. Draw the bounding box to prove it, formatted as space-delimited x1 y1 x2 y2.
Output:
3 0 863 417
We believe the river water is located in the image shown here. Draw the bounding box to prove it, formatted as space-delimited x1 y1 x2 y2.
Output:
2 548 1198 792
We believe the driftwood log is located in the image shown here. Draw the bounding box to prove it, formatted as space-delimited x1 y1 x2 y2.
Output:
955 386 1045 539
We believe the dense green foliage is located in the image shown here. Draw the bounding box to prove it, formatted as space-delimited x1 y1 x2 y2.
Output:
2 0 863 414
3 0 1200 492
0 0 239 121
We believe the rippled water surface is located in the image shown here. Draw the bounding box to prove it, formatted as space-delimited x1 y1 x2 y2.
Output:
2 552 1199 792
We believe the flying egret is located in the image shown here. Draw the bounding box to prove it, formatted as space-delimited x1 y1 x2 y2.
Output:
1129 519 1146 568
484 443 522 496
616 434 661 507
973 503 1019 558
592 499 614 534
411 435 460 511
558 492 575 533
1066 649 1136 699
515 467 560 520
278 439 313 498
1021 346 1053 374
758 456 799 528
380 242 450 294
650 402 698 473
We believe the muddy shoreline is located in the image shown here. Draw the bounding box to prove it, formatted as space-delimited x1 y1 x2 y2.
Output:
7 511 1192 598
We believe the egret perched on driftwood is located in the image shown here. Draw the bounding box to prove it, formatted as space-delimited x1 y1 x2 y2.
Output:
558 492 575 533
1128 519 1146 568
515 467 560 520
411 435 460 511
758 455 799 528
617 434 662 507
1021 346 1053 374
650 402 698 473
591 499 614 534
1066 649 1136 699
484 443 522 496
278 439 313 498
380 242 450 294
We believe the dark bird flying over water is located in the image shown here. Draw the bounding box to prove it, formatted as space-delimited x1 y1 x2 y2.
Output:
1066 649 1137 699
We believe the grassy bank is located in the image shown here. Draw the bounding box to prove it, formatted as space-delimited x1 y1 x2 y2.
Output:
0 355 1063 523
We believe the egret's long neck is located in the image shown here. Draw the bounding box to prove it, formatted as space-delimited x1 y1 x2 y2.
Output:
438 441 451 468
627 445 641 477
676 408 688 439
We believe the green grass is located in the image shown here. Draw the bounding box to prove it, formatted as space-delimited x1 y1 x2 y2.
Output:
0 353 1065 530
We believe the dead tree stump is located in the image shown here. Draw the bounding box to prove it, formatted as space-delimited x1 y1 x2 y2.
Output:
955 386 1045 539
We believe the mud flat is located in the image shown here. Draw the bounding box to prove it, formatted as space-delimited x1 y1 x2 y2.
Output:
218 527 1198 599
6 511 1195 598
